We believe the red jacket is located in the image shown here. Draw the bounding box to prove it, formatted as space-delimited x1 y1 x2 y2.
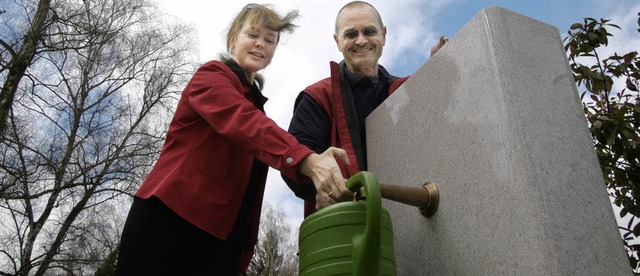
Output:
300 61 408 216
135 60 313 266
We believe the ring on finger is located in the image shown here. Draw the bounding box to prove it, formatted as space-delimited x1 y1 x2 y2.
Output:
329 190 334 197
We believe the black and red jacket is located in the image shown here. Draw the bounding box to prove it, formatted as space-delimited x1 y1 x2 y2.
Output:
284 61 408 217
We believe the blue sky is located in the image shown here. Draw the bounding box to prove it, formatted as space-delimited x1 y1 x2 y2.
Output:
389 0 639 76
156 0 640 231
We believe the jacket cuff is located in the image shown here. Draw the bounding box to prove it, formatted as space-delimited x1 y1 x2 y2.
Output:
280 144 314 181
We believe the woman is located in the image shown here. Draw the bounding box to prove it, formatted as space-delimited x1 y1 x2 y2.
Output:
115 4 352 275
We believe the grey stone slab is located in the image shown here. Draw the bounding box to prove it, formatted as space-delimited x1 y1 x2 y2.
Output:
366 6 631 275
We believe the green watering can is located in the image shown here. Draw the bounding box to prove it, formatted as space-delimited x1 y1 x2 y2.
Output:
298 171 396 276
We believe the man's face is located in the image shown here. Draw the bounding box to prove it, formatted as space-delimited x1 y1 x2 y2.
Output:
334 5 386 77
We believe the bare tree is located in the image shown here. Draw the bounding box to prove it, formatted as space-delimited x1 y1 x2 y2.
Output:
0 0 196 274
248 203 299 276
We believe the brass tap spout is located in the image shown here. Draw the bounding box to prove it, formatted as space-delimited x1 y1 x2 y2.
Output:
378 182 439 218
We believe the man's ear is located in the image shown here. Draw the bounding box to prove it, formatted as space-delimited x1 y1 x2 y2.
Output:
333 34 341 52
382 26 387 46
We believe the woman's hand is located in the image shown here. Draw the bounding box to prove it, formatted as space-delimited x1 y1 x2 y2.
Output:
298 147 353 210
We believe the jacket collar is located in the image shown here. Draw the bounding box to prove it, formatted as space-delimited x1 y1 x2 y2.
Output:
223 59 268 110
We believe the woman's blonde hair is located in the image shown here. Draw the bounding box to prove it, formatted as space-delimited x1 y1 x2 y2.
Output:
221 3 299 89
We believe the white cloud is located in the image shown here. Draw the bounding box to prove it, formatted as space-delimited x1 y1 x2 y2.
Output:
604 4 640 56
606 4 640 95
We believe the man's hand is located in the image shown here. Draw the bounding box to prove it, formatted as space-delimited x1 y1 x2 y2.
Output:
430 36 448 57
298 147 353 210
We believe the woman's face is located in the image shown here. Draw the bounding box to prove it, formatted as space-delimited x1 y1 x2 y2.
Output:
232 21 278 82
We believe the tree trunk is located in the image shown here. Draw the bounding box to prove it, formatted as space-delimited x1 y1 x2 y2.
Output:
0 0 51 136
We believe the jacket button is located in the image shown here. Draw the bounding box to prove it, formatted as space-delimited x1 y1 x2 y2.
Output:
286 157 293 164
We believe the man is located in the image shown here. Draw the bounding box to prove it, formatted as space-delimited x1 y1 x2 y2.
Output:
283 1 446 217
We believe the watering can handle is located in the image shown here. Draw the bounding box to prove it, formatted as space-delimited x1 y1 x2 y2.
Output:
345 171 382 276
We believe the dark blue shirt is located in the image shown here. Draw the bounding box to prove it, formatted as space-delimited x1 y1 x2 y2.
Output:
344 68 392 154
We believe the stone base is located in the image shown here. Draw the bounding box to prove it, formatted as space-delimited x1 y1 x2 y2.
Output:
366 6 631 275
